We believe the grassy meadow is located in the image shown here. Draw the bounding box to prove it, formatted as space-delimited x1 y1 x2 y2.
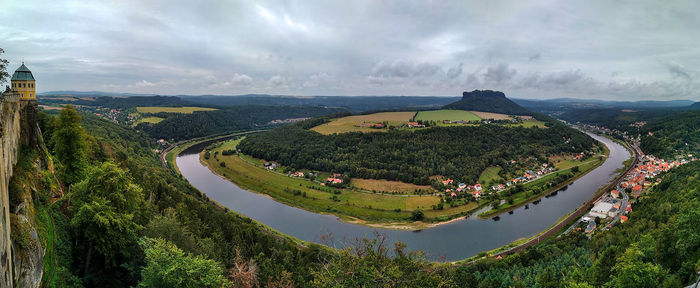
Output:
414 109 481 122
311 111 416 134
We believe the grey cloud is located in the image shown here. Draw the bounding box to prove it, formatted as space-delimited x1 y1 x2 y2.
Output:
666 62 692 80
483 63 517 84
0 0 698 100
231 73 253 86
446 63 463 79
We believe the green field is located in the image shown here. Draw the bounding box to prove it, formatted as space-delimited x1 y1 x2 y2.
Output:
415 109 482 122
135 116 164 125
478 166 503 185
136 106 217 114
311 111 416 134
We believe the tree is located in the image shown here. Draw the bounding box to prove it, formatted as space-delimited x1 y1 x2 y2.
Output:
138 238 230 288
53 105 88 185
535 267 559 288
0 48 9 85
70 162 143 278
411 209 424 221
607 244 665 288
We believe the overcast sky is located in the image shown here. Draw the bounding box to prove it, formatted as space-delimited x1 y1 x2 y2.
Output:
1 0 699 100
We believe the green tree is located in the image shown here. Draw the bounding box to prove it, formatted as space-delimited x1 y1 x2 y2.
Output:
53 105 88 184
70 162 143 278
411 209 424 221
535 267 559 288
0 48 9 85
607 244 665 288
138 238 230 288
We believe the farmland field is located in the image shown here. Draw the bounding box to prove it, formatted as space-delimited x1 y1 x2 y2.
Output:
135 116 164 125
136 106 218 114
414 109 481 122
471 111 531 120
351 178 434 194
478 166 503 185
311 111 416 134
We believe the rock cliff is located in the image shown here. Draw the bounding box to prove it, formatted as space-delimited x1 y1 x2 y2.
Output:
0 91 43 288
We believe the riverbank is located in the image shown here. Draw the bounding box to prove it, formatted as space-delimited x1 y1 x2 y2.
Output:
201 139 483 230
477 144 609 218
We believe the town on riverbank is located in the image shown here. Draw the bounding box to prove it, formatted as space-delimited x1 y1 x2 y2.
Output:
564 126 696 238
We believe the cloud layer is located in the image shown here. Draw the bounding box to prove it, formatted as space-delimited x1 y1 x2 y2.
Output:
0 0 698 100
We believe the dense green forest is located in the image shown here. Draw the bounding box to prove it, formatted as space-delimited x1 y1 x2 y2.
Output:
238 116 596 185
138 105 348 140
639 111 700 158
36 106 330 287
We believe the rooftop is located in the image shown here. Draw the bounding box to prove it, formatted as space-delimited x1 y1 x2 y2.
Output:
11 63 35 81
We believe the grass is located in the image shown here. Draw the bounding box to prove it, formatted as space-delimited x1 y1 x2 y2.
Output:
351 178 434 194
136 106 217 114
202 138 483 227
415 109 481 122
478 166 503 184
135 116 164 125
311 111 416 134
508 119 546 128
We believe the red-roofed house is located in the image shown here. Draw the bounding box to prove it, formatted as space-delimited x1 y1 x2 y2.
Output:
620 215 628 223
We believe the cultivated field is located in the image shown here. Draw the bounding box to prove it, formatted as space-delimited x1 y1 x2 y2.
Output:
352 178 434 194
471 111 531 120
414 109 481 122
135 116 164 125
311 111 416 134
136 106 217 114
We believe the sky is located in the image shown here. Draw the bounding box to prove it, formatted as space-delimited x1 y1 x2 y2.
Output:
1 0 699 100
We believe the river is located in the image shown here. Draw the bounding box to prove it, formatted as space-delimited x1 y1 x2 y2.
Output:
176 133 630 261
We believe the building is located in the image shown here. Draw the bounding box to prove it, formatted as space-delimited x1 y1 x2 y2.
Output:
10 63 36 100
589 202 614 218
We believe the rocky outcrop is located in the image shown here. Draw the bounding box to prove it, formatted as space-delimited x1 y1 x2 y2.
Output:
444 90 532 115
0 92 43 288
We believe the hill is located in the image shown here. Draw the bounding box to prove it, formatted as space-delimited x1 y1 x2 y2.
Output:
443 90 531 115
238 116 596 185
690 101 700 109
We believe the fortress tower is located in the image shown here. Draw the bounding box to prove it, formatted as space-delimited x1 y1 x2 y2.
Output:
10 63 36 100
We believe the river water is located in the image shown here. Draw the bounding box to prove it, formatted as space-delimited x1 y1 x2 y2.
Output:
176 133 629 261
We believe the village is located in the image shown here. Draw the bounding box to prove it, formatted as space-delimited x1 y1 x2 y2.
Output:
566 147 696 237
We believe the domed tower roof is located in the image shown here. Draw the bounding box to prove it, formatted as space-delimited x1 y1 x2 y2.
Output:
11 63 35 81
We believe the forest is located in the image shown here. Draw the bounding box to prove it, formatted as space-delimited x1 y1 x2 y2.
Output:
238 115 597 185
138 105 348 140
29 105 699 287
639 111 700 159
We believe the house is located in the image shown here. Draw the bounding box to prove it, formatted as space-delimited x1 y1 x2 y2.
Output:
292 171 305 177
450 192 457 198
585 221 597 234
472 190 481 199
458 183 467 189
474 184 482 191
442 179 454 186
610 190 619 198
407 122 425 128
620 215 628 223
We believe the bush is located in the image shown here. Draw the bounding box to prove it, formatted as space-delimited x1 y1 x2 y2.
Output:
411 209 424 221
